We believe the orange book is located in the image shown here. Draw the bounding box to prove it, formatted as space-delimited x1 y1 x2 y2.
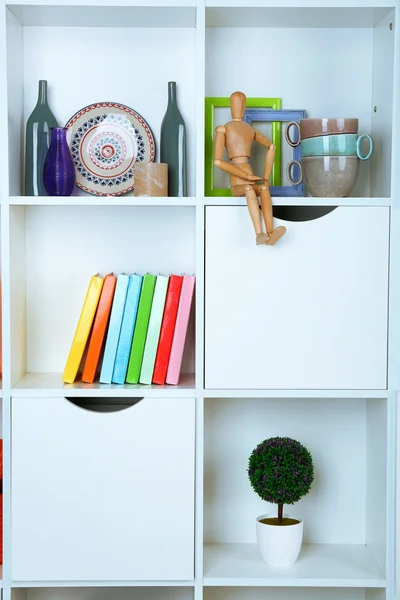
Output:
82 273 117 383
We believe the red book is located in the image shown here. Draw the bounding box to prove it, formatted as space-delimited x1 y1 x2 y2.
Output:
82 273 117 383
152 275 183 385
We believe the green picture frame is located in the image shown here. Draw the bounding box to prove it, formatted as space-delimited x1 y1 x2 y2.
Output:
205 96 282 197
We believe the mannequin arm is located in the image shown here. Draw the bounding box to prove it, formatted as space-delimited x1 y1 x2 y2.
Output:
264 144 275 182
214 125 226 161
215 159 263 181
254 129 273 149
214 125 262 182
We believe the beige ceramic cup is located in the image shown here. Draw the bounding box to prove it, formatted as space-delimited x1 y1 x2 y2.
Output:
286 119 359 145
287 156 360 197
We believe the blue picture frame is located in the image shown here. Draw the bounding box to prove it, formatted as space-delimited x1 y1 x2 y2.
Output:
243 108 307 197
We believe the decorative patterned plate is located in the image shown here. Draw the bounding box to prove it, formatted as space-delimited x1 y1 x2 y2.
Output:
65 102 155 196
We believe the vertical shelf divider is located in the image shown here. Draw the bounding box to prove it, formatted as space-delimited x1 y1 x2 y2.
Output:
195 0 206 598
0 1 13 597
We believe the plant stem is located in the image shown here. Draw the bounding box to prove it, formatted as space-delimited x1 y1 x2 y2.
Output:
278 503 283 524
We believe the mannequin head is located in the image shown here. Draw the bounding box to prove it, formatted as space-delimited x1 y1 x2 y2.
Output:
230 91 246 120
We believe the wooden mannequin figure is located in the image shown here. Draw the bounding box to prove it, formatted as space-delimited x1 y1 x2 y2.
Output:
214 91 286 245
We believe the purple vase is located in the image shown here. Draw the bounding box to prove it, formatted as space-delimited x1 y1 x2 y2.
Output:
43 127 76 196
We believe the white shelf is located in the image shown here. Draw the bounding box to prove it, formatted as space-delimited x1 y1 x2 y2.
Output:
204 389 388 398
9 196 197 207
203 197 392 207
206 0 394 7
11 372 195 397
6 3 197 27
11 580 194 588
206 5 394 28
10 196 392 207
1 0 399 594
203 543 386 588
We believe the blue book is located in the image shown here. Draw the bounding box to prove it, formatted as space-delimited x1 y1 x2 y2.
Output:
112 274 143 384
99 273 129 384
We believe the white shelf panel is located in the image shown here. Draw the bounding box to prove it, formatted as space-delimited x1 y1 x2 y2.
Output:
204 389 388 398
12 372 195 397
206 0 394 6
8 0 194 4
11 580 194 588
203 197 392 207
10 196 197 207
206 6 394 28
7 4 197 27
203 543 386 587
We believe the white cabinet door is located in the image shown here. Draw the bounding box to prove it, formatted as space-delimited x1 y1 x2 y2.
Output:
12 396 195 582
205 206 389 390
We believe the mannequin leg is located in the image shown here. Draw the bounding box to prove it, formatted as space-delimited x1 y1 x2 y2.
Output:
259 185 274 234
245 185 269 245
260 185 286 246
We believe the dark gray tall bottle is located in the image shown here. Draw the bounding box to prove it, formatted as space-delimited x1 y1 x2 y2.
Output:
160 81 187 197
25 80 58 196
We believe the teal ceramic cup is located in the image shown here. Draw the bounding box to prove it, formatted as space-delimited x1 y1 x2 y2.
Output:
301 133 374 161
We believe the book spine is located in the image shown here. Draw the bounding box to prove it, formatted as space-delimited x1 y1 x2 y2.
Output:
62 275 104 384
126 274 156 384
99 274 129 384
81 274 117 384
152 275 183 385
112 274 143 384
165 275 195 385
139 275 169 385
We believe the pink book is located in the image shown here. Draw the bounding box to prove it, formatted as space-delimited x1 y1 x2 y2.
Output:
165 275 195 385
166 275 195 385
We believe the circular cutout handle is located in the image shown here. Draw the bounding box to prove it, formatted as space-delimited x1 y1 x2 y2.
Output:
65 396 144 413
287 160 303 186
285 121 301 147
356 134 374 160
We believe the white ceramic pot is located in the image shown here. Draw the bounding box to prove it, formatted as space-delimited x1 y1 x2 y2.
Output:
256 513 304 566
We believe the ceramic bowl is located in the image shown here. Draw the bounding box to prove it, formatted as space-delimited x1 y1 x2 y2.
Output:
301 133 374 160
302 156 359 197
300 118 359 139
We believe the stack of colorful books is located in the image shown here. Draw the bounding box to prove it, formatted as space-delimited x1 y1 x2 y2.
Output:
62 273 195 386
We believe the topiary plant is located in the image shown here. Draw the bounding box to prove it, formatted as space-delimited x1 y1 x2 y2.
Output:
248 436 314 525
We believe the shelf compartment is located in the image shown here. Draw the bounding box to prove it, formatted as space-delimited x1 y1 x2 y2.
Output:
12 372 195 396
6 8 197 196
11 395 195 581
205 206 389 390
10 205 195 388
204 397 390 581
203 543 385 587
205 9 395 199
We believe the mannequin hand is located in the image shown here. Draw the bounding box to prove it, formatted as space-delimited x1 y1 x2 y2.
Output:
247 174 264 182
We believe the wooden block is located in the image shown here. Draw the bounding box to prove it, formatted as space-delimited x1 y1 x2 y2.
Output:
134 163 168 197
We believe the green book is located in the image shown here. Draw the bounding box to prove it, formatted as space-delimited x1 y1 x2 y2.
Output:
139 275 169 385
126 274 156 384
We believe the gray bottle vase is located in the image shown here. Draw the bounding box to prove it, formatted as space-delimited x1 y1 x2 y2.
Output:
25 80 58 196
160 81 187 197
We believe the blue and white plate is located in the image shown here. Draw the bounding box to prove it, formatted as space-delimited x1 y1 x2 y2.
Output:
65 102 155 196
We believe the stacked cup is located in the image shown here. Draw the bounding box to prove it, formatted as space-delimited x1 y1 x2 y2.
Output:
286 118 374 197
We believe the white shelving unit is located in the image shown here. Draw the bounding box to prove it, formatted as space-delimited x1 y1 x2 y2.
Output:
0 1 398 600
